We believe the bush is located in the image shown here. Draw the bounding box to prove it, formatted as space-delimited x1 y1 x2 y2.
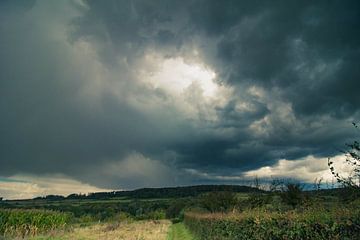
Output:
199 191 238 213
280 183 304 208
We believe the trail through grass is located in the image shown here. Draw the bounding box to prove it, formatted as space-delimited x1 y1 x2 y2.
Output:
167 223 196 240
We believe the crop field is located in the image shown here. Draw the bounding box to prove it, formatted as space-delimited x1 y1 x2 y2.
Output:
0 209 71 238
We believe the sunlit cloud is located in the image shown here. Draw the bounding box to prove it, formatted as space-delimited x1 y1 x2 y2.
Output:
243 155 353 183
143 55 217 98
0 175 112 200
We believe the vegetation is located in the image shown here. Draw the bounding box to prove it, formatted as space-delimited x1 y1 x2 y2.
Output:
33 185 256 200
184 207 360 240
328 122 360 189
0 209 72 238
279 183 304 208
177 124 360 240
31 220 170 240
167 223 196 240
328 122 360 202
199 191 238 213
1 183 359 239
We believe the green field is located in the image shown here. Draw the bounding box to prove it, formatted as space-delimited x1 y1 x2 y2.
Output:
0 209 71 238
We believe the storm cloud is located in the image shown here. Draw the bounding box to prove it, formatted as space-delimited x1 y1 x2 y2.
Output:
0 0 359 195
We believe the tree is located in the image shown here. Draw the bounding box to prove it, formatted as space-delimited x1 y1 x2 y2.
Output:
328 122 360 189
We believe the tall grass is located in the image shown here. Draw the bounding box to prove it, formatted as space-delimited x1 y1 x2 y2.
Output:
0 209 72 238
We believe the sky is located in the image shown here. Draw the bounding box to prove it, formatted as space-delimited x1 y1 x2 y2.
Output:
0 0 359 199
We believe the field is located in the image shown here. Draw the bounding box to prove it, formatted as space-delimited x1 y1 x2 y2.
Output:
0 209 71 238
0 185 359 240
30 220 170 240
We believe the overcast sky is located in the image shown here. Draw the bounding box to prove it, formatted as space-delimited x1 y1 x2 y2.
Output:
1 0 359 199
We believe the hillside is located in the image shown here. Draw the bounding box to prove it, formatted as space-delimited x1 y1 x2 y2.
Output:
30 185 261 201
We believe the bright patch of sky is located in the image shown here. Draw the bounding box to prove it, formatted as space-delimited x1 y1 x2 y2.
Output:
0 175 112 200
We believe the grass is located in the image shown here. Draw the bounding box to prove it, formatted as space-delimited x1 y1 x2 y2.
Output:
30 220 171 240
167 223 196 240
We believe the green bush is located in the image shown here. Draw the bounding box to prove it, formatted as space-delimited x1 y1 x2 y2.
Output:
280 183 304 208
199 191 238 213
0 209 72 237
184 207 360 240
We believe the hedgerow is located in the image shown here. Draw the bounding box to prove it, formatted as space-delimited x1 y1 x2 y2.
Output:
184 207 360 240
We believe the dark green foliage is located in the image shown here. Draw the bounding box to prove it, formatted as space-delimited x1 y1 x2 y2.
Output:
338 186 360 203
246 193 272 209
199 191 238 213
166 199 188 221
280 183 304 208
66 185 259 200
1 198 171 222
34 195 65 201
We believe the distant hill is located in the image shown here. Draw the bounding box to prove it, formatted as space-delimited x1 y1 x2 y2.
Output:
33 185 262 201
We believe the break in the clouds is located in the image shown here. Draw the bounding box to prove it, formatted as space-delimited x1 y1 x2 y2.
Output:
0 175 110 200
1 0 360 198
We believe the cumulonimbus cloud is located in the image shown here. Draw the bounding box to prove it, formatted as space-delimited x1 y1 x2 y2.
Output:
0 0 359 195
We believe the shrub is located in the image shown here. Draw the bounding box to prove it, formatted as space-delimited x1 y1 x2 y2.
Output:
280 183 304 208
199 191 238 213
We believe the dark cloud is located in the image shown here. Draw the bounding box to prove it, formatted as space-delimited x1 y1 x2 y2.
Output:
206 0 360 118
0 0 359 191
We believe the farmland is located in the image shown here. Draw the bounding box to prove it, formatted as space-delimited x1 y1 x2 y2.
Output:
0 209 71 238
0 185 359 239
30 220 171 240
